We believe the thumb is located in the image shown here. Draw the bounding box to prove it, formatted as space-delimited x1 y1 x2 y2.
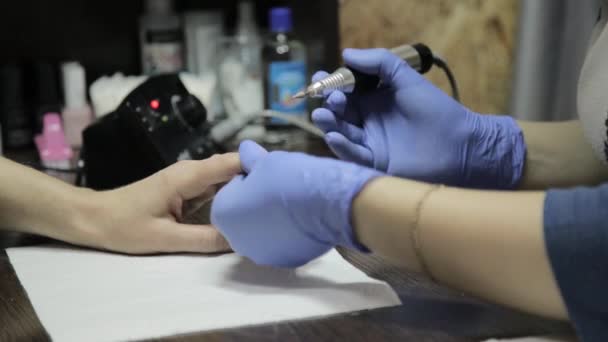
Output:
325 132 373 167
239 140 268 174
152 222 231 253
342 48 420 89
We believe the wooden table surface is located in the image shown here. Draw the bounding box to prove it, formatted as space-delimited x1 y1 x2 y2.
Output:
0 140 573 341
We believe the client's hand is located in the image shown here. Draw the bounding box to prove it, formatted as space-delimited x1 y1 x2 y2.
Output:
77 154 241 254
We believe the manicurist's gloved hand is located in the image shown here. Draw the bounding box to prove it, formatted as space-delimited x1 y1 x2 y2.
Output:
211 140 382 268
312 49 526 189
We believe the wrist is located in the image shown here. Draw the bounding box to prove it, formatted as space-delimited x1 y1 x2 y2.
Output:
4 178 95 243
469 113 527 189
327 163 383 252
352 176 432 271
351 177 387 250
53 187 105 248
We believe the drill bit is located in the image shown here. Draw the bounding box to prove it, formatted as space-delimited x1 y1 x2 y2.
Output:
292 90 307 99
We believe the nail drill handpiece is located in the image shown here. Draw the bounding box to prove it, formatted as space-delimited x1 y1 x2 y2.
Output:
293 43 434 99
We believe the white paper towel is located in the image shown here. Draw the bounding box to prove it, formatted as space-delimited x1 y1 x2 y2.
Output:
483 335 577 342
7 244 401 342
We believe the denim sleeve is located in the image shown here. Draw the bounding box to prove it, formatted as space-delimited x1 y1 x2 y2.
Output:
544 183 608 341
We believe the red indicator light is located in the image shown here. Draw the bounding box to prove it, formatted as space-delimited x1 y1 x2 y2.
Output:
150 99 160 110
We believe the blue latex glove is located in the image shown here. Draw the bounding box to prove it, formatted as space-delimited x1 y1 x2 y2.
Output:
312 49 526 189
211 140 382 268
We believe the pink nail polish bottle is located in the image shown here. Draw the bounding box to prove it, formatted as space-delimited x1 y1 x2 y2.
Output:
61 62 93 148
35 113 74 182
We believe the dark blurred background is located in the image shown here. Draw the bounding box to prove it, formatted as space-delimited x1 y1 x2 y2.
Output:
0 0 339 85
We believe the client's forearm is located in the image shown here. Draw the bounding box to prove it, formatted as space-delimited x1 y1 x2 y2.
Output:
0 157 93 242
352 177 567 320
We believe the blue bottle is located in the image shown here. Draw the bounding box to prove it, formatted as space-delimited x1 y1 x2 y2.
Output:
262 7 308 126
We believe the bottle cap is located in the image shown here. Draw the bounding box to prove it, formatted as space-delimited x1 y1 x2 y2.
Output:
239 1 255 23
145 0 174 15
269 7 293 33
35 112 73 162
62 62 87 108
237 1 257 33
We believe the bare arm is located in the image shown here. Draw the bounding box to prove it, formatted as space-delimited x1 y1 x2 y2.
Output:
353 176 567 320
518 120 608 189
0 155 241 254
0 157 87 241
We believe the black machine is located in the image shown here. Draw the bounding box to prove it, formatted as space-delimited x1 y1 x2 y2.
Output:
83 74 220 190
